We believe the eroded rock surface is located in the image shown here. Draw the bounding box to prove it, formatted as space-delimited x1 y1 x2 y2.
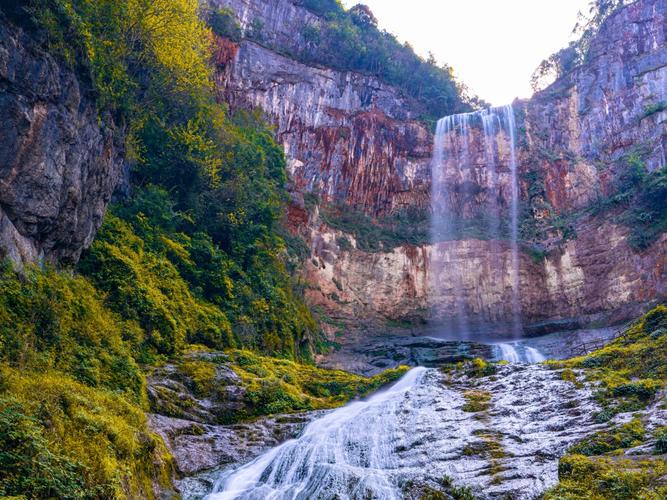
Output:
0 14 124 265
202 365 637 499
213 0 666 336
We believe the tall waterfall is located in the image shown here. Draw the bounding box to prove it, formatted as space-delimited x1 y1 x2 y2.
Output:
430 104 523 337
431 116 471 337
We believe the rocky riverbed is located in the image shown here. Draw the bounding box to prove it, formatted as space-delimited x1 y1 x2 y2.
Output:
150 351 665 499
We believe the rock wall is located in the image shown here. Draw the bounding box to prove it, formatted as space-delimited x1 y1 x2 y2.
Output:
0 14 124 265
301 208 666 333
210 0 432 215
214 0 666 333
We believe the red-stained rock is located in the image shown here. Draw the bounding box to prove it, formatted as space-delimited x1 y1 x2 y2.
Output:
212 0 666 334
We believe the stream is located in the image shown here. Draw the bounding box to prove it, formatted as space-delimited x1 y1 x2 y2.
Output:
203 358 605 499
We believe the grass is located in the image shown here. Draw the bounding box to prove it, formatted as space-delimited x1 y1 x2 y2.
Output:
544 305 667 499
0 365 173 499
462 390 492 413
219 350 410 422
543 455 667 499
548 305 666 420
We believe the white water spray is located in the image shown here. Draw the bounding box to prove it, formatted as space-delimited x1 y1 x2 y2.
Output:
431 116 471 337
503 105 523 337
496 343 546 363
430 105 523 336
206 368 427 499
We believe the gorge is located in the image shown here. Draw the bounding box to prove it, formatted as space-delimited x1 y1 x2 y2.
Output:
0 0 665 498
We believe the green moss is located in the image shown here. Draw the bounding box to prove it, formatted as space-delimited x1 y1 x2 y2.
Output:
464 358 497 378
0 264 144 403
654 427 667 454
550 305 667 418
568 418 645 456
179 360 217 398
462 390 492 413
0 366 172 499
548 306 667 498
223 350 409 422
543 454 667 500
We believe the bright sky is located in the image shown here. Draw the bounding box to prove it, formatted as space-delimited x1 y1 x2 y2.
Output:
340 0 590 105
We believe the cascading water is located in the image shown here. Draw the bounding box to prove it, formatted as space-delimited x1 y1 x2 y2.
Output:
203 359 600 499
206 368 428 499
430 104 523 337
525 346 547 363
496 343 547 363
503 105 523 337
431 116 471 337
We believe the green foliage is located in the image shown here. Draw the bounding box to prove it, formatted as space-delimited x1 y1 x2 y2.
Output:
0 264 144 403
640 101 667 120
623 166 667 249
551 305 667 421
321 206 431 252
654 427 667 454
79 214 234 357
179 360 217 397
461 390 491 413
30 0 321 360
568 418 645 456
255 2 479 122
543 454 667 500
531 0 630 92
0 366 172 499
208 7 242 41
224 349 409 422
465 358 497 378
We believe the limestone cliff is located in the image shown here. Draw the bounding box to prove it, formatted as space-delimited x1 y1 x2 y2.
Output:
212 0 666 336
0 13 124 265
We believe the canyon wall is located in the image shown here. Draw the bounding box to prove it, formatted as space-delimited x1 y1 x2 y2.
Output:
0 13 125 265
217 0 666 334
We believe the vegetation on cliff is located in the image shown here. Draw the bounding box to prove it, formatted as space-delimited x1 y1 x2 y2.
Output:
0 0 391 496
210 0 481 123
545 305 667 498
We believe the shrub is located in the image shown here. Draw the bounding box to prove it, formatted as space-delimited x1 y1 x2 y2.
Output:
0 367 172 498
0 264 144 402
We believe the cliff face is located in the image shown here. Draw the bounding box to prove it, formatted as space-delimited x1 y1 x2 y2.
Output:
0 14 124 265
217 0 666 334
210 0 433 215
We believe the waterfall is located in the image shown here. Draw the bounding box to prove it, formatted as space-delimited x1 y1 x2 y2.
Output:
206 368 428 500
431 116 470 337
497 343 546 363
497 343 521 363
502 105 523 337
430 104 523 336
525 346 547 363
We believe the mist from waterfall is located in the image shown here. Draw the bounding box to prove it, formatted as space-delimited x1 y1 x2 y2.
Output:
430 104 523 338
431 116 471 338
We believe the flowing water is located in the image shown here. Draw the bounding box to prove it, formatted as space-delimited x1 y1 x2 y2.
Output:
205 361 604 500
496 343 547 363
430 105 523 338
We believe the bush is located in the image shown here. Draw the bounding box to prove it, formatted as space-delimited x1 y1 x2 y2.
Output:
0 367 172 499
0 264 144 402
223 349 409 422
568 418 645 456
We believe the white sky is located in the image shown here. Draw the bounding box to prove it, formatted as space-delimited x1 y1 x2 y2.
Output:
340 0 590 105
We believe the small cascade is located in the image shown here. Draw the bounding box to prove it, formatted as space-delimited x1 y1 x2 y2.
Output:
430 104 523 337
496 343 547 363
206 368 428 499
203 363 601 499
525 347 547 363
497 343 521 363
